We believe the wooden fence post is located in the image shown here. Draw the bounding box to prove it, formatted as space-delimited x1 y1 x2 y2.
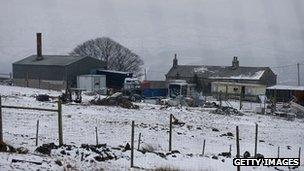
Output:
26 72 29 87
239 96 242 110
137 133 141 150
169 114 173 151
202 139 206 156
219 91 222 107
236 126 240 171
131 121 135 168
229 144 232 155
254 123 258 157
57 98 63 146
95 127 98 146
36 119 39 146
277 146 280 158
0 95 2 143
38 77 41 89
298 147 301 158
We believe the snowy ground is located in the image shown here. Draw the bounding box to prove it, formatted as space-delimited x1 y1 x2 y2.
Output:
0 85 303 171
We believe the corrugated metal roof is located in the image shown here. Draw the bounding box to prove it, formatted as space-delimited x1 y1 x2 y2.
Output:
13 55 87 66
267 85 304 91
166 65 269 80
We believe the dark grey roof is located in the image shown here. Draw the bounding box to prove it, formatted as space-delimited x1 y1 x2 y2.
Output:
13 55 88 66
166 65 270 80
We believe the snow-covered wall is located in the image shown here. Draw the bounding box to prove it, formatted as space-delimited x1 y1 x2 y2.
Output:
0 0 303 84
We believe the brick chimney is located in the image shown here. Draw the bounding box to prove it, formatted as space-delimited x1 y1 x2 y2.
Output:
232 56 239 69
173 53 178 68
36 33 43 60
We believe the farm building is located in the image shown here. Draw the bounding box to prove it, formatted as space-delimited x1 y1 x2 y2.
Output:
12 33 105 90
168 80 196 98
266 85 304 105
166 55 277 95
141 80 167 97
77 75 106 92
92 69 133 90
211 81 266 101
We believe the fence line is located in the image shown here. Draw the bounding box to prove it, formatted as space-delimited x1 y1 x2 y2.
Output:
0 95 302 169
0 95 63 145
131 121 135 168
1 105 58 112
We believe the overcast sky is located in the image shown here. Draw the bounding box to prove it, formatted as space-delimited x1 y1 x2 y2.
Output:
0 0 303 84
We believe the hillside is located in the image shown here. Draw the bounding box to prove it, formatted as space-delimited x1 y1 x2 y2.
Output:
0 85 303 170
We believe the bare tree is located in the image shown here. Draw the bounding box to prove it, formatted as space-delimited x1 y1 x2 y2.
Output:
70 37 144 76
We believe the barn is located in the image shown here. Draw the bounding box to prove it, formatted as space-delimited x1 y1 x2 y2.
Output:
12 33 105 90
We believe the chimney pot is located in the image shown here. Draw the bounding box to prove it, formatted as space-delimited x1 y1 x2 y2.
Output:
232 56 239 69
173 53 178 68
36 33 43 60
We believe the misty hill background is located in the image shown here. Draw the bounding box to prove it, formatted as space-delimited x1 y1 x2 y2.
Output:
0 0 303 84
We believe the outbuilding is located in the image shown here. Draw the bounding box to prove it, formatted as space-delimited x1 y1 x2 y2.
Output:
12 33 105 90
266 85 304 105
77 75 106 92
211 81 266 101
92 69 133 90
141 80 167 97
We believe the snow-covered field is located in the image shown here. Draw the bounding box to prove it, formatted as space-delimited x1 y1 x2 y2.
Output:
0 85 303 171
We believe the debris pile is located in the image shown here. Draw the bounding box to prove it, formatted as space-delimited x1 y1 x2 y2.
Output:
172 115 185 126
35 143 59 155
36 94 50 102
272 102 301 120
0 142 16 152
35 143 117 163
203 102 218 108
211 106 244 116
0 142 29 154
90 92 139 109
218 152 231 158
220 132 234 137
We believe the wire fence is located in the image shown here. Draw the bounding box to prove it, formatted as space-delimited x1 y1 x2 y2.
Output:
0 95 302 169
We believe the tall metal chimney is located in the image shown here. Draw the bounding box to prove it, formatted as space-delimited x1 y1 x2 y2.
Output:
36 33 43 60
173 53 178 68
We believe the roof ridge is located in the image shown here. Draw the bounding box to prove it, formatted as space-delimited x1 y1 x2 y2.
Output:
13 54 90 66
177 64 268 68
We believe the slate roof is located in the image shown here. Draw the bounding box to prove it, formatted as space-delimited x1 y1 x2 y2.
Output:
13 55 88 66
166 65 270 80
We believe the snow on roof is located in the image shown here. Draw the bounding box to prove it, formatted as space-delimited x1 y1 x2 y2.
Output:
167 65 269 81
78 74 106 77
96 69 131 74
210 70 265 80
212 81 265 87
194 66 210 73
267 85 304 91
